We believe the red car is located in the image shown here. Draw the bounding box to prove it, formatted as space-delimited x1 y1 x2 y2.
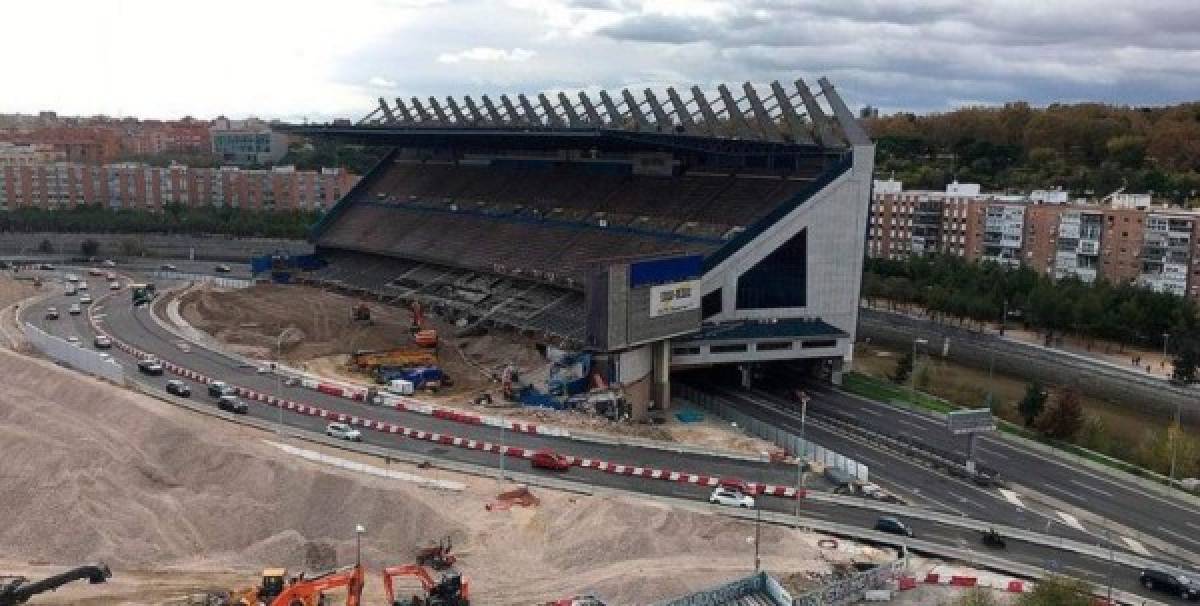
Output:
530 449 571 471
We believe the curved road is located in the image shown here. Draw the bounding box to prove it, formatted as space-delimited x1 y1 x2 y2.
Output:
21 270 1186 604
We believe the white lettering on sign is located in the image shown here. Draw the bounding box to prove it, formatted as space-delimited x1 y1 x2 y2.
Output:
650 281 699 317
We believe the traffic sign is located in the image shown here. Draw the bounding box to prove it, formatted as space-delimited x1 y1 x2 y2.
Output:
946 409 996 435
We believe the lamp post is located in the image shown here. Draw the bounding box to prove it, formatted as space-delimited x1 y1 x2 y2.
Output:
754 504 762 572
354 524 366 567
275 327 300 435
911 338 928 404
795 391 809 517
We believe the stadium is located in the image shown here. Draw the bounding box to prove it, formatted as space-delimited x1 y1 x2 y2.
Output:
289 77 875 420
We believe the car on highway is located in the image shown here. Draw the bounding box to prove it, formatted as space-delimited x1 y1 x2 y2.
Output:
137 357 164 375
214 264 231 273
102 259 116 267
88 268 103 276
326 422 362 442
65 285 76 296
109 281 121 290
45 307 59 320
160 263 177 271
165 380 191 397
79 294 93 305
68 303 82 315
873 516 914 538
77 281 88 291
65 274 80 283
530 449 571 471
38 263 54 270
66 336 81 346
93 335 112 349
217 394 249 414
1140 568 1199 600
709 486 755 509
207 381 231 397
105 271 116 280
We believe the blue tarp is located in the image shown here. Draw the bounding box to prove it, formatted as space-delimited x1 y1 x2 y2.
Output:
250 255 272 274
519 386 563 410
629 255 703 288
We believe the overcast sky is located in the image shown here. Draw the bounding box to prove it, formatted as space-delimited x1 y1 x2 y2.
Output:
4 0 1198 122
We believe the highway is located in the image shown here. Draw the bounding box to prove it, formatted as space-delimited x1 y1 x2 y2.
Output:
19 270 1191 604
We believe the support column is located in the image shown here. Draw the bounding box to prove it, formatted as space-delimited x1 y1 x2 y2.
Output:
653 340 671 412
739 364 752 389
830 357 845 385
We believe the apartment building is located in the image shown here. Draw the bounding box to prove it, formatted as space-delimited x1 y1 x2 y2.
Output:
0 142 65 167
869 180 1200 301
0 162 355 212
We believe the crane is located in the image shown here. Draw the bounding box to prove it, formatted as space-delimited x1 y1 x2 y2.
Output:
381 565 469 606
266 564 364 606
0 563 111 606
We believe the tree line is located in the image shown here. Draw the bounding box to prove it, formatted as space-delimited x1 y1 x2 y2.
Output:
0 205 321 240
867 101 1200 205
863 254 1200 383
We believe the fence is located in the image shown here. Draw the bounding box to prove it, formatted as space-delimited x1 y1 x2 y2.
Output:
792 560 905 606
24 322 125 384
149 271 253 289
676 384 869 483
655 571 793 606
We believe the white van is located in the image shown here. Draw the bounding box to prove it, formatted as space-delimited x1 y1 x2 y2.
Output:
387 379 415 395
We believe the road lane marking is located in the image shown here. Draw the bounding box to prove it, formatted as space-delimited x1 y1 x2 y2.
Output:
1122 536 1150 556
1157 525 1200 546
1056 511 1086 531
975 446 1009 461
895 418 924 430
1069 479 1114 498
1062 564 1104 578
998 488 1026 508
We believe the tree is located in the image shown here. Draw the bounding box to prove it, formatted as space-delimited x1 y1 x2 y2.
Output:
892 351 914 384
80 238 100 258
35 238 54 254
1038 386 1085 440
1172 335 1199 385
1018 380 1048 427
119 238 144 257
948 588 1001 606
1016 576 1094 606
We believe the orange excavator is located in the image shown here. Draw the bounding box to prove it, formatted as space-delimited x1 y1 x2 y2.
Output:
233 564 364 606
410 301 438 348
381 565 469 606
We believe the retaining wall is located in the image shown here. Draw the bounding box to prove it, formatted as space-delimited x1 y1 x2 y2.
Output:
0 232 310 262
23 322 124 384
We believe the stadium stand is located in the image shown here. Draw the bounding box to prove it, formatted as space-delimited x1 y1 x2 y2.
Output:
288 77 874 417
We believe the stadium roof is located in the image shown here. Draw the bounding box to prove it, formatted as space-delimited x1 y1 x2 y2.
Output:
677 318 848 343
284 76 869 150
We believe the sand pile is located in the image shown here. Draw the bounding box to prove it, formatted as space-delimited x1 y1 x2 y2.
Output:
0 347 458 571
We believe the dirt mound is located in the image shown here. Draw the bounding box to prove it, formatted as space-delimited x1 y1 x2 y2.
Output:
0 348 457 571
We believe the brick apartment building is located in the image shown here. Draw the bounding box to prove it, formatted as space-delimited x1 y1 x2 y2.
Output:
869 180 1200 301
0 162 356 212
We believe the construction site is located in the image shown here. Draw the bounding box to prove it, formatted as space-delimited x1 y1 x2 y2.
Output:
0 271 906 605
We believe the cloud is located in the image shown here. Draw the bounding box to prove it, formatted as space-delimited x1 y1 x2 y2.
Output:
368 76 398 88
436 47 538 64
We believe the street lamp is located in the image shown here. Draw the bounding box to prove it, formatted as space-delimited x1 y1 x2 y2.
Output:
911 338 928 404
795 390 810 517
354 524 366 567
275 327 301 435
1164 332 1171 362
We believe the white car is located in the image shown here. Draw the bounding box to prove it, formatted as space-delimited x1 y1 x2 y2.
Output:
79 294 93 305
709 487 755 509
66 336 81 346
109 281 121 290
77 281 88 291
68 303 82 315
326 422 362 442
102 259 116 268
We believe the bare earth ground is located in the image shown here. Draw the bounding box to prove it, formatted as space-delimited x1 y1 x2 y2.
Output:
175 283 778 456
0 333 886 605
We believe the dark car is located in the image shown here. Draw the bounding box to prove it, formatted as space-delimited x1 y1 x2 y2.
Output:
874 516 914 538
1140 568 1199 600
93 335 113 349
207 380 230 398
137 358 164 375
214 264 231 273
217 395 249 414
165 379 191 397
530 449 571 471
160 263 177 271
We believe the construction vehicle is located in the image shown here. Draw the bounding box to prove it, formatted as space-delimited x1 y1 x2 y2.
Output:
231 565 364 606
409 301 438 348
381 565 469 606
351 348 438 373
0 563 111 606
414 537 456 571
352 304 372 325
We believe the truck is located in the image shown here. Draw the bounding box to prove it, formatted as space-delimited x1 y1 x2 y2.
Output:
350 347 437 372
378 366 445 390
131 282 156 305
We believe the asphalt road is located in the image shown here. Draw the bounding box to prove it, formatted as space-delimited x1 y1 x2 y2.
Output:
20 273 1190 604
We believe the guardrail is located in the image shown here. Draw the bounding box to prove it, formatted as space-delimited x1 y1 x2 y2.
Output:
677 383 869 483
150 270 252 289
23 322 125 384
